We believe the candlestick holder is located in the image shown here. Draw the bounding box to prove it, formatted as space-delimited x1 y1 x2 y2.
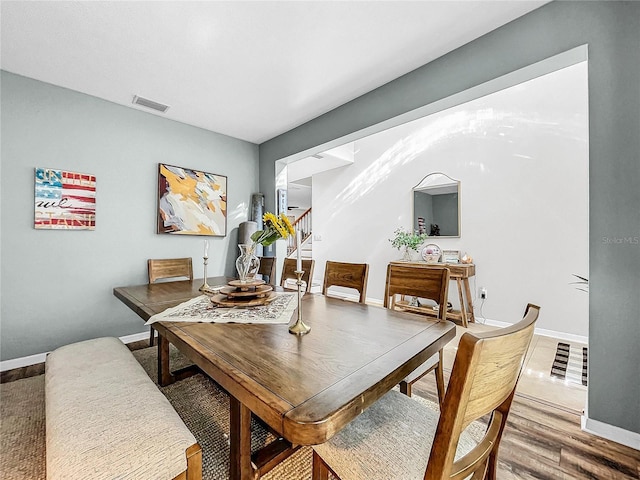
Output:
199 256 211 292
288 270 311 335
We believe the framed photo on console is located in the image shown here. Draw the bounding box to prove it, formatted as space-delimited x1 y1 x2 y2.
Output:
442 250 460 264
421 244 441 263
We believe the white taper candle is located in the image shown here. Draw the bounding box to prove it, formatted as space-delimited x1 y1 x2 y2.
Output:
296 230 302 271
204 240 209 258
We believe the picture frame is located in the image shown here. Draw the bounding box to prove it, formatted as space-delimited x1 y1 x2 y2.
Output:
442 250 461 264
421 243 441 263
34 167 96 230
157 163 227 236
277 188 288 216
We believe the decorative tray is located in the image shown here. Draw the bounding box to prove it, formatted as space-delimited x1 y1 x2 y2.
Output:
220 284 273 298
209 278 276 307
227 279 266 290
210 292 277 307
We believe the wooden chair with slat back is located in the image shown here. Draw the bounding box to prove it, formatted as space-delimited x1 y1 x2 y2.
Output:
384 263 450 405
312 304 540 480
322 261 369 303
257 257 277 285
280 258 315 293
147 258 193 346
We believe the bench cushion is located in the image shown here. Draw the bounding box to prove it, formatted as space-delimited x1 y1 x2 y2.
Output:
46 337 197 480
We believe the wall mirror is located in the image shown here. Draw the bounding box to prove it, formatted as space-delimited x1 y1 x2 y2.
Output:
413 173 460 237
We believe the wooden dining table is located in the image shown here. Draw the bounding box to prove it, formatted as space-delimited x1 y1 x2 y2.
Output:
113 276 456 480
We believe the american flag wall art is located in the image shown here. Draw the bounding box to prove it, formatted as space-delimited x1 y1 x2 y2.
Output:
34 168 96 230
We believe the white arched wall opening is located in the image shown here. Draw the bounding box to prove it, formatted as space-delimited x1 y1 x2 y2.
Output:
275 45 589 340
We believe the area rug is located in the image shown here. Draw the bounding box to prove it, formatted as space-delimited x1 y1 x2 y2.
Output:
0 375 46 480
1 346 484 480
550 342 588 386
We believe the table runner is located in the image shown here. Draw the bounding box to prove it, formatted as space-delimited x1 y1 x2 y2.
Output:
145 292 297 325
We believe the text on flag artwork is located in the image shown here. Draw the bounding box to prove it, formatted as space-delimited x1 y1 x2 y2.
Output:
34 168 96 230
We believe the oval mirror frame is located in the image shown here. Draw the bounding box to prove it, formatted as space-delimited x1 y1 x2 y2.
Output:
412 172 460 238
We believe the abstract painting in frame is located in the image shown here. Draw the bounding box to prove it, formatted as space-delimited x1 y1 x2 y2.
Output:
34 167 96 230
157 163 227 236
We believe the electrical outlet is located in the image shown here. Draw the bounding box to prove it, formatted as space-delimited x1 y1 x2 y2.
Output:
479 287 487 300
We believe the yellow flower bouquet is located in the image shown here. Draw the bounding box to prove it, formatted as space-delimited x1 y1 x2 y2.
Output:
251 212 295 246
236 212 295 283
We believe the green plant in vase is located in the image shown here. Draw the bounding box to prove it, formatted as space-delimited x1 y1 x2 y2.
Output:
389 228 428 261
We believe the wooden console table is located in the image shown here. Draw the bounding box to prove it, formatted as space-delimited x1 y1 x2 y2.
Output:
388 261 476 327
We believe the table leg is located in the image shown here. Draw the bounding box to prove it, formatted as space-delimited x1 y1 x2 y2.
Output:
456 278 468 328
156 330 202 387
158 334 173 387
463 277 475 323
230 396 254 480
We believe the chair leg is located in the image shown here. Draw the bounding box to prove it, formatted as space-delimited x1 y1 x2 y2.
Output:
149 326 155 347
434 349 445 407
399 380 412 397
312 451 330 480
486 451 498 480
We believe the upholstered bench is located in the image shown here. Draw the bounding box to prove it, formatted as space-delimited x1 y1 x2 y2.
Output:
45 337 201 480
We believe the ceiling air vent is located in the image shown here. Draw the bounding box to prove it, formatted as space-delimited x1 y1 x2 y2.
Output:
132 95 170 113
311 154 324 159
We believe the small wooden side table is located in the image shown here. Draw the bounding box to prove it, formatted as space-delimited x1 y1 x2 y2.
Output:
388 261 476 327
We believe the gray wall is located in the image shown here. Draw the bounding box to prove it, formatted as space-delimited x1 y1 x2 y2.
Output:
260 2 640 435
432 193 458 237
413 191 433 234
1 71 258 360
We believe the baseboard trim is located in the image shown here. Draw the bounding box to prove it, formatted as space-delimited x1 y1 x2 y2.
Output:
354 304 590 343
0 331 150 372
318 291 385 306
119 331 152 345
0 352 48 373
581 406 640 450
0 319 589 371
484 318 588 344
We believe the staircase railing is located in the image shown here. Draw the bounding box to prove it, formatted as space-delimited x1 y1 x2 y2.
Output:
288 207 312 255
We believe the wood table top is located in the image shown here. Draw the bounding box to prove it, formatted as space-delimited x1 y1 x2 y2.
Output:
113 276 229 321
113 278 456 446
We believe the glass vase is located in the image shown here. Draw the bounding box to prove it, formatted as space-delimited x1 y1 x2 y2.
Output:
236 243 260 283
402 246 412 262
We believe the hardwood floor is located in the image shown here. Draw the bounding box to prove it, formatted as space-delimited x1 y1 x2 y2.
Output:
411 374 639 480
2 338 639 479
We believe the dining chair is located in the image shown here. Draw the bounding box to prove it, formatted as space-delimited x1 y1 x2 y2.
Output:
322 261 369 303
147 257 193 345
280 258 315 293
384 263 450 405
257 256 277 285
312 304 540 480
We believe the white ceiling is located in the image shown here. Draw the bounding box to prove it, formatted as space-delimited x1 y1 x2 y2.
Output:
0 1 547 144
